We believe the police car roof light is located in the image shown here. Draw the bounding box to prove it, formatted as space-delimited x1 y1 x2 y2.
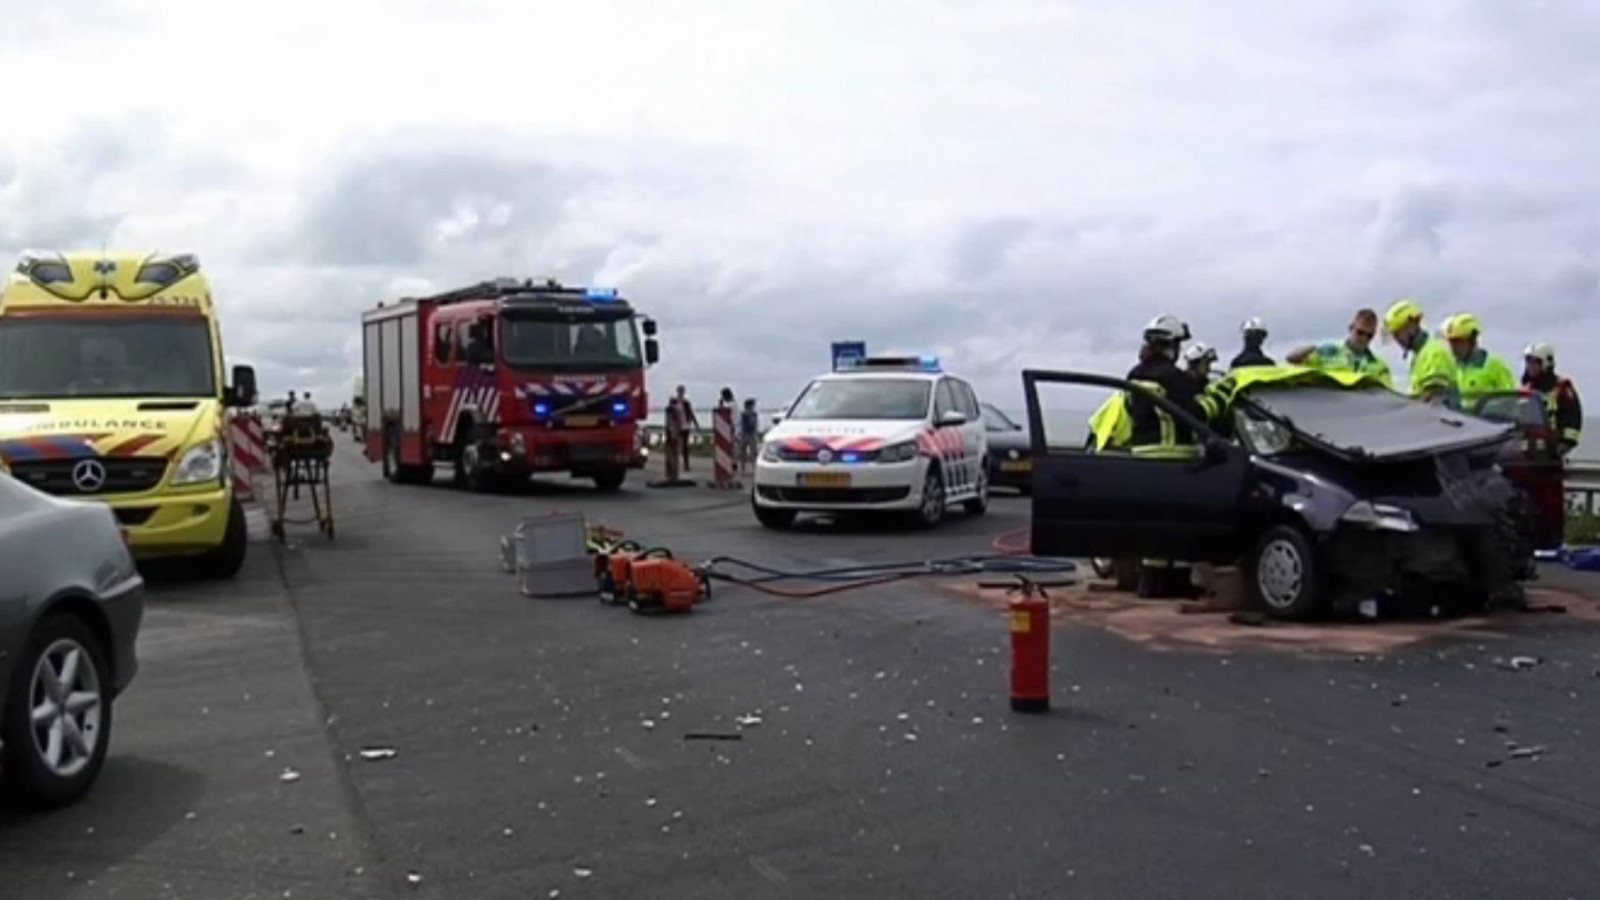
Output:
585 286 619 302
846 355 941 373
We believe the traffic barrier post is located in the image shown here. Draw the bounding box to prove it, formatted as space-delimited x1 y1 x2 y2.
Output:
713 406 740 489
229 413 267 501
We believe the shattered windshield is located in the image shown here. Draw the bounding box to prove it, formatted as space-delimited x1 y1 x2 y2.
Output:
1244 385 1513 459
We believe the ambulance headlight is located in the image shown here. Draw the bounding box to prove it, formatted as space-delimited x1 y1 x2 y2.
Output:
173 438 224 485
878 441 917 463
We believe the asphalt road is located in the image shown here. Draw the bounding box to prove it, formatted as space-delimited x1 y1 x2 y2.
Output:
5 442 1600 899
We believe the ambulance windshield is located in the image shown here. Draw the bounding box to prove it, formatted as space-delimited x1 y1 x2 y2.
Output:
501 315 642 371
787 378 932 421
0 315 216 400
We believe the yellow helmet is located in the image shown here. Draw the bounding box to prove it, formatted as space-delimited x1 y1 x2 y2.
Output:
1383 299 1424 334
1443 313 1480 340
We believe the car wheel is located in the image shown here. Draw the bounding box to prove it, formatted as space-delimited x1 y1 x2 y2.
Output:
753 501 797 530
197 498 249 579
916 466 945 528
963 463 989 516
1250 525 1321 620
1 615 113 811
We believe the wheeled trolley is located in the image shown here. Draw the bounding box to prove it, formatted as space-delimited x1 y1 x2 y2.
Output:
269 414 335 541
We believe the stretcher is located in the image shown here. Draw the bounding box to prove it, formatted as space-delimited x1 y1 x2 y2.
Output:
268 413 335 541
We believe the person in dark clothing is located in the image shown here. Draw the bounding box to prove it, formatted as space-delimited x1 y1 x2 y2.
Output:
1522 341 1583 458
1230 316 1275 369
1125 315 1214 446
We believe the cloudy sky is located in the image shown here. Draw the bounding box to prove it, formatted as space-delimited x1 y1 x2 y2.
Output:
2 0 1597 414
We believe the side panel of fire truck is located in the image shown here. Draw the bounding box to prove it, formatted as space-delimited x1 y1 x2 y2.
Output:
361 301 432 483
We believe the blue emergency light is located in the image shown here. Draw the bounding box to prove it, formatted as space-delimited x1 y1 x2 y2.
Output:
585 286 619 302
611 399 629 417
840 452 860 463
842 354 942 373
533 401 552 418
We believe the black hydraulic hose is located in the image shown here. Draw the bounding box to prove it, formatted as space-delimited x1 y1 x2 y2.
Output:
700 554 1078 585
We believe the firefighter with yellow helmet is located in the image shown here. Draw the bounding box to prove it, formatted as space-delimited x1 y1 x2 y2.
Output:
1382 299 1459 407
1439 313 1515 406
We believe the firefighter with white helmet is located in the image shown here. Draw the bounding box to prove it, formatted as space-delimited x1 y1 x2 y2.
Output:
1183 341 1218 383
1230 316 1275 369
1522 341 1583 458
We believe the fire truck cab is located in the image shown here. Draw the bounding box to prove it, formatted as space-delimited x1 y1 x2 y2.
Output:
361 279 659 492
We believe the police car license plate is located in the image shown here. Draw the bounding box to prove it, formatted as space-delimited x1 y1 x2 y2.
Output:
798 472 851 488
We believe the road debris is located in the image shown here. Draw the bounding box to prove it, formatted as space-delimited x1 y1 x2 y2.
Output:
406 872 422 886
1494 655 1542 672
574 867 593 879
279 768 301 783
1509 746 1546 760
684 732 743 741
735 714 764 728
358 748 397 761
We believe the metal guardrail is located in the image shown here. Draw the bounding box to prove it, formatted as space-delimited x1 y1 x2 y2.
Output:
1566 460 1600 515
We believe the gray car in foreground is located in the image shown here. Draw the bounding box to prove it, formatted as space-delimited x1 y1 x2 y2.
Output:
0 471 144 810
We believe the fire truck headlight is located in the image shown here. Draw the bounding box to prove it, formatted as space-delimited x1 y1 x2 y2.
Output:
173 439 224 485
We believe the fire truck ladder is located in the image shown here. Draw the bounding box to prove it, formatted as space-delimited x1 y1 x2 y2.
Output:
268 413 336 541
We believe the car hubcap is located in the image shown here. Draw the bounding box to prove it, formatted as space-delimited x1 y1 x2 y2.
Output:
1258 540 1304 609
29 639 103 779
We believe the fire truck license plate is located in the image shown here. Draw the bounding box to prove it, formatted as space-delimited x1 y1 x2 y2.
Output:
798 472 851 488
563 415 601 427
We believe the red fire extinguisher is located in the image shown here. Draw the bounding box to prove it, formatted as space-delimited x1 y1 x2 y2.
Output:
1007 579 1051 713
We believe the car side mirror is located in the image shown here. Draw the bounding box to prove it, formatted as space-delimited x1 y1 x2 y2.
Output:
642 318 658 337
1203 437 1231 465
644 338 660 366
937 410 967 427
227 365 258 408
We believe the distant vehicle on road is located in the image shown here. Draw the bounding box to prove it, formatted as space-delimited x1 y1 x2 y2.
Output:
361 279 660 492
0 251 259 578
0 471 144 810
980 402 1030 494
753 355 989 529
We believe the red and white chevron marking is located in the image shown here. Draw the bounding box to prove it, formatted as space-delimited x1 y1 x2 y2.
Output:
516 377 643 399
713 406 738 487
443 377 502 441
229 414 266 501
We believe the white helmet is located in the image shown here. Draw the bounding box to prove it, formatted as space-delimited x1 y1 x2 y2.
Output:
1523 341 1555 366
1144 314 1191 343
1241 316 1268 335
1183 342 1217 365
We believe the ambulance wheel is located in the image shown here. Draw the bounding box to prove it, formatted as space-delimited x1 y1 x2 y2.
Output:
963 463 989 516
753 502 796 530
197 499 248 580
914 466 946 528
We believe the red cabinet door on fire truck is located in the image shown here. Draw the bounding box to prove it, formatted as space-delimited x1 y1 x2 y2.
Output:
423 316 457 447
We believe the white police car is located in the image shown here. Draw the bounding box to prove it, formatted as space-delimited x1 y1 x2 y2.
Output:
752 355 989 529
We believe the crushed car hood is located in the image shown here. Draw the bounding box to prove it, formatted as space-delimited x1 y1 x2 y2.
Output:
1237 370 1514 462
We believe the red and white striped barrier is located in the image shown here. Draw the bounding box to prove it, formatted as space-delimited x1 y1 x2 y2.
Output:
712 405 740 489
229 413 267 501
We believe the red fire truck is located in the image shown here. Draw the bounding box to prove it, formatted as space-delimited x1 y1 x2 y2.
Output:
360 278 659 491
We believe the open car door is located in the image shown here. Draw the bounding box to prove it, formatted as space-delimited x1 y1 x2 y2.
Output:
1023 369 1250 562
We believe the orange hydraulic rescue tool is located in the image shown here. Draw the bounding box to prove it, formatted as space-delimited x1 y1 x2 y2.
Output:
594 539 646 603
620 548 709 615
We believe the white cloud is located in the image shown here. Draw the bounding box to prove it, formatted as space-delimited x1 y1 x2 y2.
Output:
2 0 1598 415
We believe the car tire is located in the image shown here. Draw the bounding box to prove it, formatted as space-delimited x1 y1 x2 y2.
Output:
592 468 627 493
1 614 114 811
963 462 989 516
1249 524 1321 620
753 501 797 530
915 466 946 528
197 499 249 579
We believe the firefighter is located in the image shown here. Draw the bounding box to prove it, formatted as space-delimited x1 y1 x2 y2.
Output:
1382 299 1459 407
1126 315 1223 599
1522 341 1583 459
1283 308 1393 387
1183 342 1218 384
1230 317 1275 369
1440 313 1516 408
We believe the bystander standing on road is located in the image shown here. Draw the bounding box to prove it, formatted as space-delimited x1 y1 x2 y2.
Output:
675 385 700 472
738 397 761 472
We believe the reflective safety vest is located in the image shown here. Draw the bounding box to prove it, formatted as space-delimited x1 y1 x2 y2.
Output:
1456 349 1516 406
1405 333 1460 407
1529 377 1582 452
1302 340 1393 388
1088 392 1133 451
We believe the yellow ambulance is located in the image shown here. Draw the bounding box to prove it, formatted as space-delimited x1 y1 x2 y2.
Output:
0 251 259 577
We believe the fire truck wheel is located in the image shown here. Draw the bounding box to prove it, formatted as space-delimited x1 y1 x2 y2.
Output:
592 469 627 492
454 437 494 493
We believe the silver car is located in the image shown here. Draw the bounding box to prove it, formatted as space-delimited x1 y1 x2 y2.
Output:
0 470 144 810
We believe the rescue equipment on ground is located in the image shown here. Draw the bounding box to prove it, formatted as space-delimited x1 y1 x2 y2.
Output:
501 511 596 597
268 412 335 542
982 575 1060 713
586 529 708 613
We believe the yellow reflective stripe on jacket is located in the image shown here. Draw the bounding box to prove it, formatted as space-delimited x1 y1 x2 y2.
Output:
1089 392 1133 450
1129 379 1177 446
1406 335 1460 403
